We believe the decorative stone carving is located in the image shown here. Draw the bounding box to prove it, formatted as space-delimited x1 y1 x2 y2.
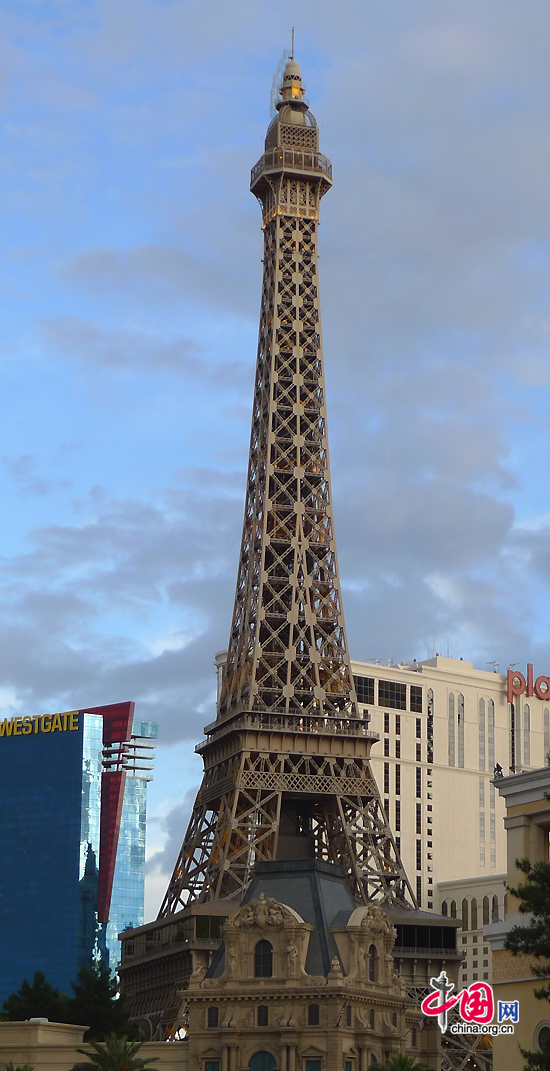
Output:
232 893 295 931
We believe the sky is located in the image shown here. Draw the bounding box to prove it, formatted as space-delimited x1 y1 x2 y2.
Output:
2 0 550 919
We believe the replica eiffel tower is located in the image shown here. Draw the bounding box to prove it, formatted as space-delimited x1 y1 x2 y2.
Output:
159 55 414 917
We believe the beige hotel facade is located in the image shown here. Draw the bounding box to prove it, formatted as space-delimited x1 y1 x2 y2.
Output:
350 654 550 985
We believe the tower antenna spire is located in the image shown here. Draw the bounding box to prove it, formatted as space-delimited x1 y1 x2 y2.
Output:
291 25 294 58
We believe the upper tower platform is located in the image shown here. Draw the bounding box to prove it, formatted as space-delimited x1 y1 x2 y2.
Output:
251 57 332 220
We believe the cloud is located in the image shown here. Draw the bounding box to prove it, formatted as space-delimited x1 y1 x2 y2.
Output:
0 471 243 742
2 454 71 496
146 786 198 881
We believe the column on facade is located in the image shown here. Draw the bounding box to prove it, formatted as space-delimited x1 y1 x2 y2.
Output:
359 1045 368 1071
222 1044 229 1071
287 1043 296 1071
280 1044 288 1071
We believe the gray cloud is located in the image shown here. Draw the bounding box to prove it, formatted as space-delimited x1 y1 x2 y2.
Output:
2 454 71 496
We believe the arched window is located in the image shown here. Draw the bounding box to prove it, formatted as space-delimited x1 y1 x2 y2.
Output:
368 944 377 982
483 896 490 926
471 898 478 930
462 898 469 931
457 693 465 767
369 1008 375 1029
450 900 456 919
441 901 448 917
254 940 273 978
538 1025 550 1054
448 692 455 766
207 1006 218 1028
479 698 486 771
492 895 499 922
488 699 495 770
257 1006 269 1027
308 1003 320 1026
249 1054 276 1071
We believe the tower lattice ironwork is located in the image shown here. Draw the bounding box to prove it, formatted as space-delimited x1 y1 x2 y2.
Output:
159 57 414 917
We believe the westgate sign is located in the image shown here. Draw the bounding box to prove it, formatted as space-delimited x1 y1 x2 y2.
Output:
507 665 550 703
0 711 79 738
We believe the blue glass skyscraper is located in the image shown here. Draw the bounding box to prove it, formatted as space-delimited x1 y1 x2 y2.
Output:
0 702 156 1002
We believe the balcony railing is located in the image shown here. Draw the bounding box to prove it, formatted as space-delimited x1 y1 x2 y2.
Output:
251 149 332 185
196 712 379 752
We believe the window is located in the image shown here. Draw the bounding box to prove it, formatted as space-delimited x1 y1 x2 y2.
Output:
308 1004 320 1025
395 738 400 758
395 836 400 852
448 692 455 766
346 1004 352 1026
384 712 390 733
345 1063 352 1071
384 763 389 794
488 699 495 770
416 803 421 834
479 778 485 866
492 895 499 922
354 675 374 705
369 1008 375 1029
412 1029 417 1048
395 800 401 831
441 901 448 916
378 679 406 709
368 944 377 982
207 1007 219 1028
395 714 401 734
384 799 389 817
479 698 486 771
257 1006 269 1026
427 688 434 763
416 744 421 762
249 1055 276 1071
410 685 422 712
483 896 489 926
416 877 422 907
457 694 465 768
384 738 390 756
206 1064 220 1071
416 718 422 738
395 765 401 795
196 915 224 940
537 1026 550 1054
471 898 478 930
254 940 273 978
392 1012 397 1026
462 899 469 930
416 840 422 870
306 1063 321 1071
450 900 456 919
510 702 516 772
416 768 422 797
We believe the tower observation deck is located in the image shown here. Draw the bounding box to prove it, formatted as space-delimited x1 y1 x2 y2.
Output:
158 58 414 915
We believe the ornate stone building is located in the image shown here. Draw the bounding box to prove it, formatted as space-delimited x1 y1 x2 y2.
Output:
183 860 455 1070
